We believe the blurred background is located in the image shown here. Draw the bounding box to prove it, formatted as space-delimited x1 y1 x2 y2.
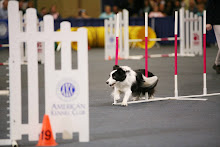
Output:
0 0 207 18
0 0 216 49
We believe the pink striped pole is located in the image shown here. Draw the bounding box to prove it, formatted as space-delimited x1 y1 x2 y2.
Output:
0 62 9 66
115 13 120 65
145 12 148 77
174 11 178 97
203 10 207 95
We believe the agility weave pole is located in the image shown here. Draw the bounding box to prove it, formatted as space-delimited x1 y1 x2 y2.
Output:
105 8 203 60
174 11 178 98
115 13 119 65
203 10 207 95
113 11 207 106
173 10 220 99
0 1 89 146
145 13 148 77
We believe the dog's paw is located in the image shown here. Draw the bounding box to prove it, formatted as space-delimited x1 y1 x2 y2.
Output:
140 97 146 100
121 101 128 106
131 97 136 101
132 97 139 101
149 96 154 99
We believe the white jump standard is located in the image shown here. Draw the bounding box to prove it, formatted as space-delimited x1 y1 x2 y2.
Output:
0 1 89 146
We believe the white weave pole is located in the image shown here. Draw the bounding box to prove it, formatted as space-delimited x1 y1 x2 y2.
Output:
174 11 178 98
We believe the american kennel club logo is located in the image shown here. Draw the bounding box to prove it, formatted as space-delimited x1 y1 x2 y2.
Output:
107 35 115 49
52 79 86 116
56 79 79 102
61 83 75 97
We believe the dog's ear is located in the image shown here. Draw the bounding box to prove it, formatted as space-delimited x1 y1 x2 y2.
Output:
113 65 120 70
117 68 125 74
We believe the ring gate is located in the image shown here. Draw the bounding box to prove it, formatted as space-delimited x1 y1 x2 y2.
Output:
104 9 129 60
0 1 89 146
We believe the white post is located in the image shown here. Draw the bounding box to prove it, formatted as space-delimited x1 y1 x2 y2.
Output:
116 14 120 37
104 19 108 60
26 8 40 140
179 8 184 56
39 21 45 63
123 9 129 58
185 10 189 55
110 17 113 36
19 11 25 63
145 13 148 38
194 14 198 54
8 1 22 141
119 12 123 58
198 16 203 55
190 12 193 55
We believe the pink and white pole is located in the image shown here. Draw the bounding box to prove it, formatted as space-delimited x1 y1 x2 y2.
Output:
0 44 9 47
115 13 120 65
174 11 178 97
145 12 148 77
203 10 207 95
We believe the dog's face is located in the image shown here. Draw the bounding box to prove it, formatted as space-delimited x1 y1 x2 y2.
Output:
106 65 127 87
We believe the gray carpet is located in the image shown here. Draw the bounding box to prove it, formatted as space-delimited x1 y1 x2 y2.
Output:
0 45 220 147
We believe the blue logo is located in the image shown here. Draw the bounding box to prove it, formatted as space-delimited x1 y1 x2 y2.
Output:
60 83 75 97
0 22 8 39
56 79 79 102
109 37 114 43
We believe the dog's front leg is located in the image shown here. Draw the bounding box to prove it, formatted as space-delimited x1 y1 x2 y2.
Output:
121 90 132 106
112 87 120 105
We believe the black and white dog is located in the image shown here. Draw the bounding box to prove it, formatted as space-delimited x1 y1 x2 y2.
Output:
106 65 158 106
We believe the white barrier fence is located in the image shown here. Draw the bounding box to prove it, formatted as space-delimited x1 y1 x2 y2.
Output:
0 10 45 64
105 8 203 60
20 11 45 64
179 8 202 56
0 1 89 146
104 9 129 60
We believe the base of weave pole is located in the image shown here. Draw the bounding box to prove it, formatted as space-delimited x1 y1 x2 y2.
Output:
168 97 207 101
174 93 220 98
112 96 208 106
112 97 170 105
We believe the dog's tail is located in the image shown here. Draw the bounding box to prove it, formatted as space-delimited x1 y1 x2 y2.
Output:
141 75 158 88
